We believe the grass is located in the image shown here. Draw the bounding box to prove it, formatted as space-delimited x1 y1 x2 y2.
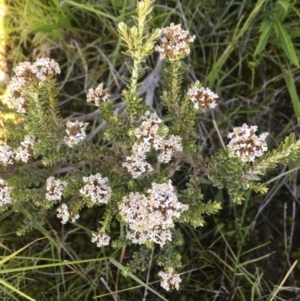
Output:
1 0 300 300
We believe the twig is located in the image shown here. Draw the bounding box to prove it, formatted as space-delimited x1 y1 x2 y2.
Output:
100 277 119 301
268 260 298 301
143 246 155 301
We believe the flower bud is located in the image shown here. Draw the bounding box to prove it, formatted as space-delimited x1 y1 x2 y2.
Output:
130 26 139 38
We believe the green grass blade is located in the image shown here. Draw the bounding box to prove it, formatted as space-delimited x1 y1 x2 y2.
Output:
276 0 291 21
0 257 109 274
254 19 273 56
281 63 300 117
30 23 69 33
237 252 274 268
0 278 36 301
66 0 118 22
0 237 44 266
207 0 266 86
109 258 168 301
273 17 299 67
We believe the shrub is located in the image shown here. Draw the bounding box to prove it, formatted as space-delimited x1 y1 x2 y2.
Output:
1 0 300 294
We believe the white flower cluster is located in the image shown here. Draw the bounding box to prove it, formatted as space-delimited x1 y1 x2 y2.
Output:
15 135 35 163
0 136 36 165
0 143 15 165
122 143 154 179
86 83 110 106
154 135 183 163
228 123 269 162
187 86 218 111
0 179 11 207
7 58 60 113
155 23 195 60
134 112 162 146
57 203 79 224
123 112 182 178
13 58 61 81
119 180 188 247
45 176 68 201
91 232 111 247
158 269 182 291
79 173 112 204
64 120 88 148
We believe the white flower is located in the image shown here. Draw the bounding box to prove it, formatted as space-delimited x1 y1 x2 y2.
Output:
123 112 183 178
13 58 60 81
64 120 88 148
32 58 61 81
57 203 69 224
132 142 151 154
79 173 111 204
6 58 60 113
0 144 15 165
187 86 218 111
227 123 268 162
45 177 67 201
91 232 110 247
155 23 195 60
86 83 110 106
153 135 182 163
56 203 78 224
6 76 28 113
122 152 154 179
147 180 188 220
119 180 188 247
134 112 162 145
15 135 35 163
0 179 11 206
158 269 182 291
70 212 80 223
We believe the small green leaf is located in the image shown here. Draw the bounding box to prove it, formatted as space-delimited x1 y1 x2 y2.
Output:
273 18 299 67
278 0 290 11
276 0 290 21
254 19 273 56
30 24 64 34
281 64 300 117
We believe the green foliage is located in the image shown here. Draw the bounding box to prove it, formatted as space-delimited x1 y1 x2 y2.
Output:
127 245 152 273
118 0 161 122
246 132 300 179
180 182 222 227
157 240 182 271
253 0 300 116
207 149 247 204
255 0 299 67
161 62 197 137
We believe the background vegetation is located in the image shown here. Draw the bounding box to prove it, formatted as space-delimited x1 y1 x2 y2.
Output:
1 0 300 300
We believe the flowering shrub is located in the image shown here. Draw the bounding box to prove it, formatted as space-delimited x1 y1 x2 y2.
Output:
1 0 300 291
227 123 269 162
